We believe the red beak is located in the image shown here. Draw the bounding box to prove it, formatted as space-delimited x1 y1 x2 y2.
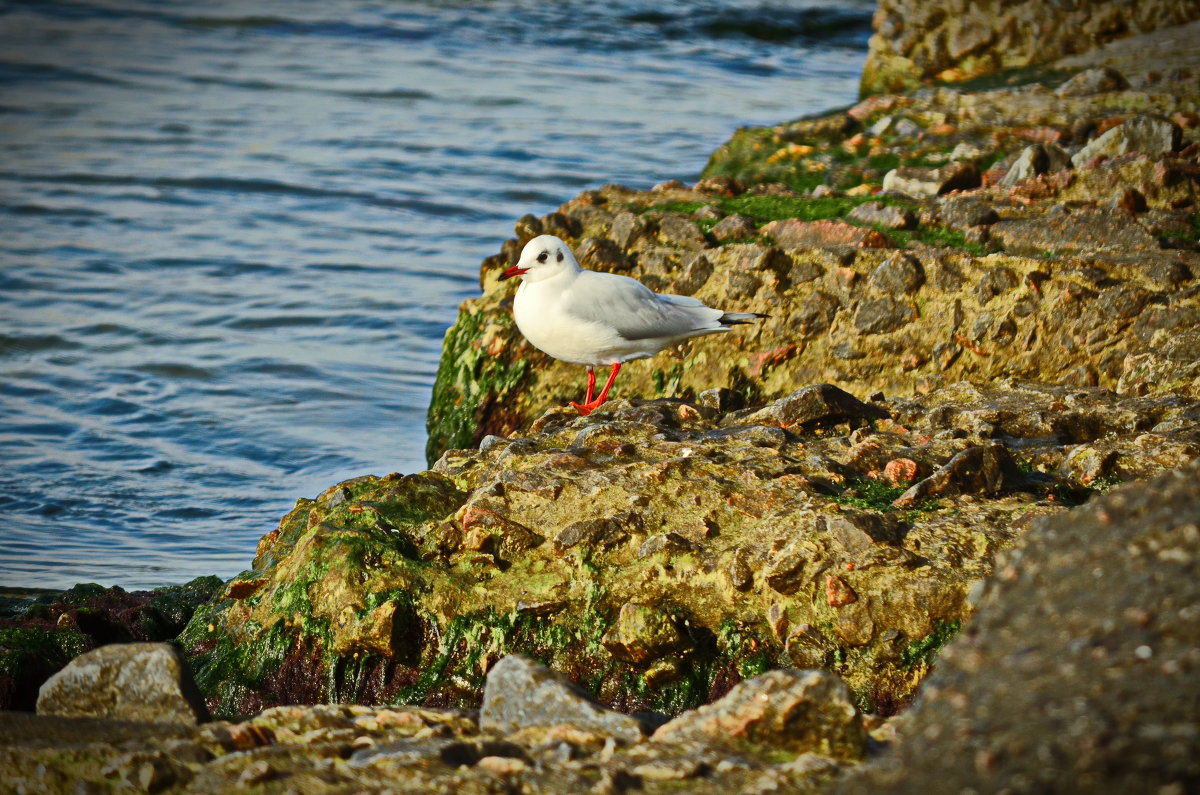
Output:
499 265 528 281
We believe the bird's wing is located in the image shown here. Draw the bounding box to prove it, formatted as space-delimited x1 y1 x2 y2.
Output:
563 271 723 341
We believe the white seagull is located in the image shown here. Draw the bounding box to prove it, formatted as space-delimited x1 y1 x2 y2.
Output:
499 234 765 416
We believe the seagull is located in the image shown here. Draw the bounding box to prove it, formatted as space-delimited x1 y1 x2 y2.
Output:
499 234 765 416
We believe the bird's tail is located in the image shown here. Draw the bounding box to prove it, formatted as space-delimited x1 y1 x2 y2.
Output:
719 312 768 326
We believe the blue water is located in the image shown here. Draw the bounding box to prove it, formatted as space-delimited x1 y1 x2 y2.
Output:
0 0 871 589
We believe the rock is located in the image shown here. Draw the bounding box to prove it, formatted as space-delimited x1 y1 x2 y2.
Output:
479 655 646 744
937 198 999 230
652 669 866 761
848 201 916 229
989 207 1160 256
1055 66 1130 96
866 253 924 294
710 213 758 242
763 218 894 249
848 459 1200 792
735 384 889 429
882 162 980 198
893 443 1019 506
1072 114 1183 167
853 297 918 334
998 144 1048 187
37 643 209 725
601 602 690 664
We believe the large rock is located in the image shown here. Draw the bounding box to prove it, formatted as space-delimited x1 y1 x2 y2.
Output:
479 655 646 744
846 458 1200 791
37 643 209 725
860 0 1200 94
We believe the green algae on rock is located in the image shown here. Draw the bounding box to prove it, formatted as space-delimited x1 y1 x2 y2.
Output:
183 378 1198 721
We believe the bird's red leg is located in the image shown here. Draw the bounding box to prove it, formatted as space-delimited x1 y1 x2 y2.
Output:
583 366 596 405
571 363 621 416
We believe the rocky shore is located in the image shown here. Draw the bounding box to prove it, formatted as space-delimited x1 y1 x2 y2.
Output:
4 4 1200 793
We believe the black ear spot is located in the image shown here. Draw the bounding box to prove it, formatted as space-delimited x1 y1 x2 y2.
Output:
537 251 548 263
556 250 564 262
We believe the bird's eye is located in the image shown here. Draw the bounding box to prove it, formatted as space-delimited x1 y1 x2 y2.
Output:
537 251 548 263
556 251 563 262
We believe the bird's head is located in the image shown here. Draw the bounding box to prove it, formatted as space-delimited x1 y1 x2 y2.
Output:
499 235 580 283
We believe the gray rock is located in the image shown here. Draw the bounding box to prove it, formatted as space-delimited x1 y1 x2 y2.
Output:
882 162 980 197
1055 66 1130 96
999 144 1048 186
867 253 925 294
1071 114 1183 167
652 669 866 761
892 443 1019 506
36 643 209 725
479 655 646 744
938 198 1000 230
853 296 917 334
848 201 916 229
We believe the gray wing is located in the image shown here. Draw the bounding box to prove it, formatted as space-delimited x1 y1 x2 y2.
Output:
564 271 723 341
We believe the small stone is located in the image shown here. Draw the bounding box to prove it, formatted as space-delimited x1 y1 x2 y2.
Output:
652 669 866 760
480 655 646 744
884 458 920 485
999 145 1049 187
825 575 858 607
711 213 759 242
883 162 980 198
637 532 694 559
37 643 209 725
848 201 916 230
853 297 917 335
1056 67 1130 97
939 199 1000 229
867 253 925 294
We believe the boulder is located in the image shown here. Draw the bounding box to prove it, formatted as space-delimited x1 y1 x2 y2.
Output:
37 643 209 725
479 655 646 744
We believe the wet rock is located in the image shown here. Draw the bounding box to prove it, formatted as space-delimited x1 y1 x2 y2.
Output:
1072 115 1183 167
1055 66 1130 96
763 218 894 249
479 655 646 744
37 643 209 725
882 162 980 198
848 201 916 229
601 602 690 664
652 669 866 761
